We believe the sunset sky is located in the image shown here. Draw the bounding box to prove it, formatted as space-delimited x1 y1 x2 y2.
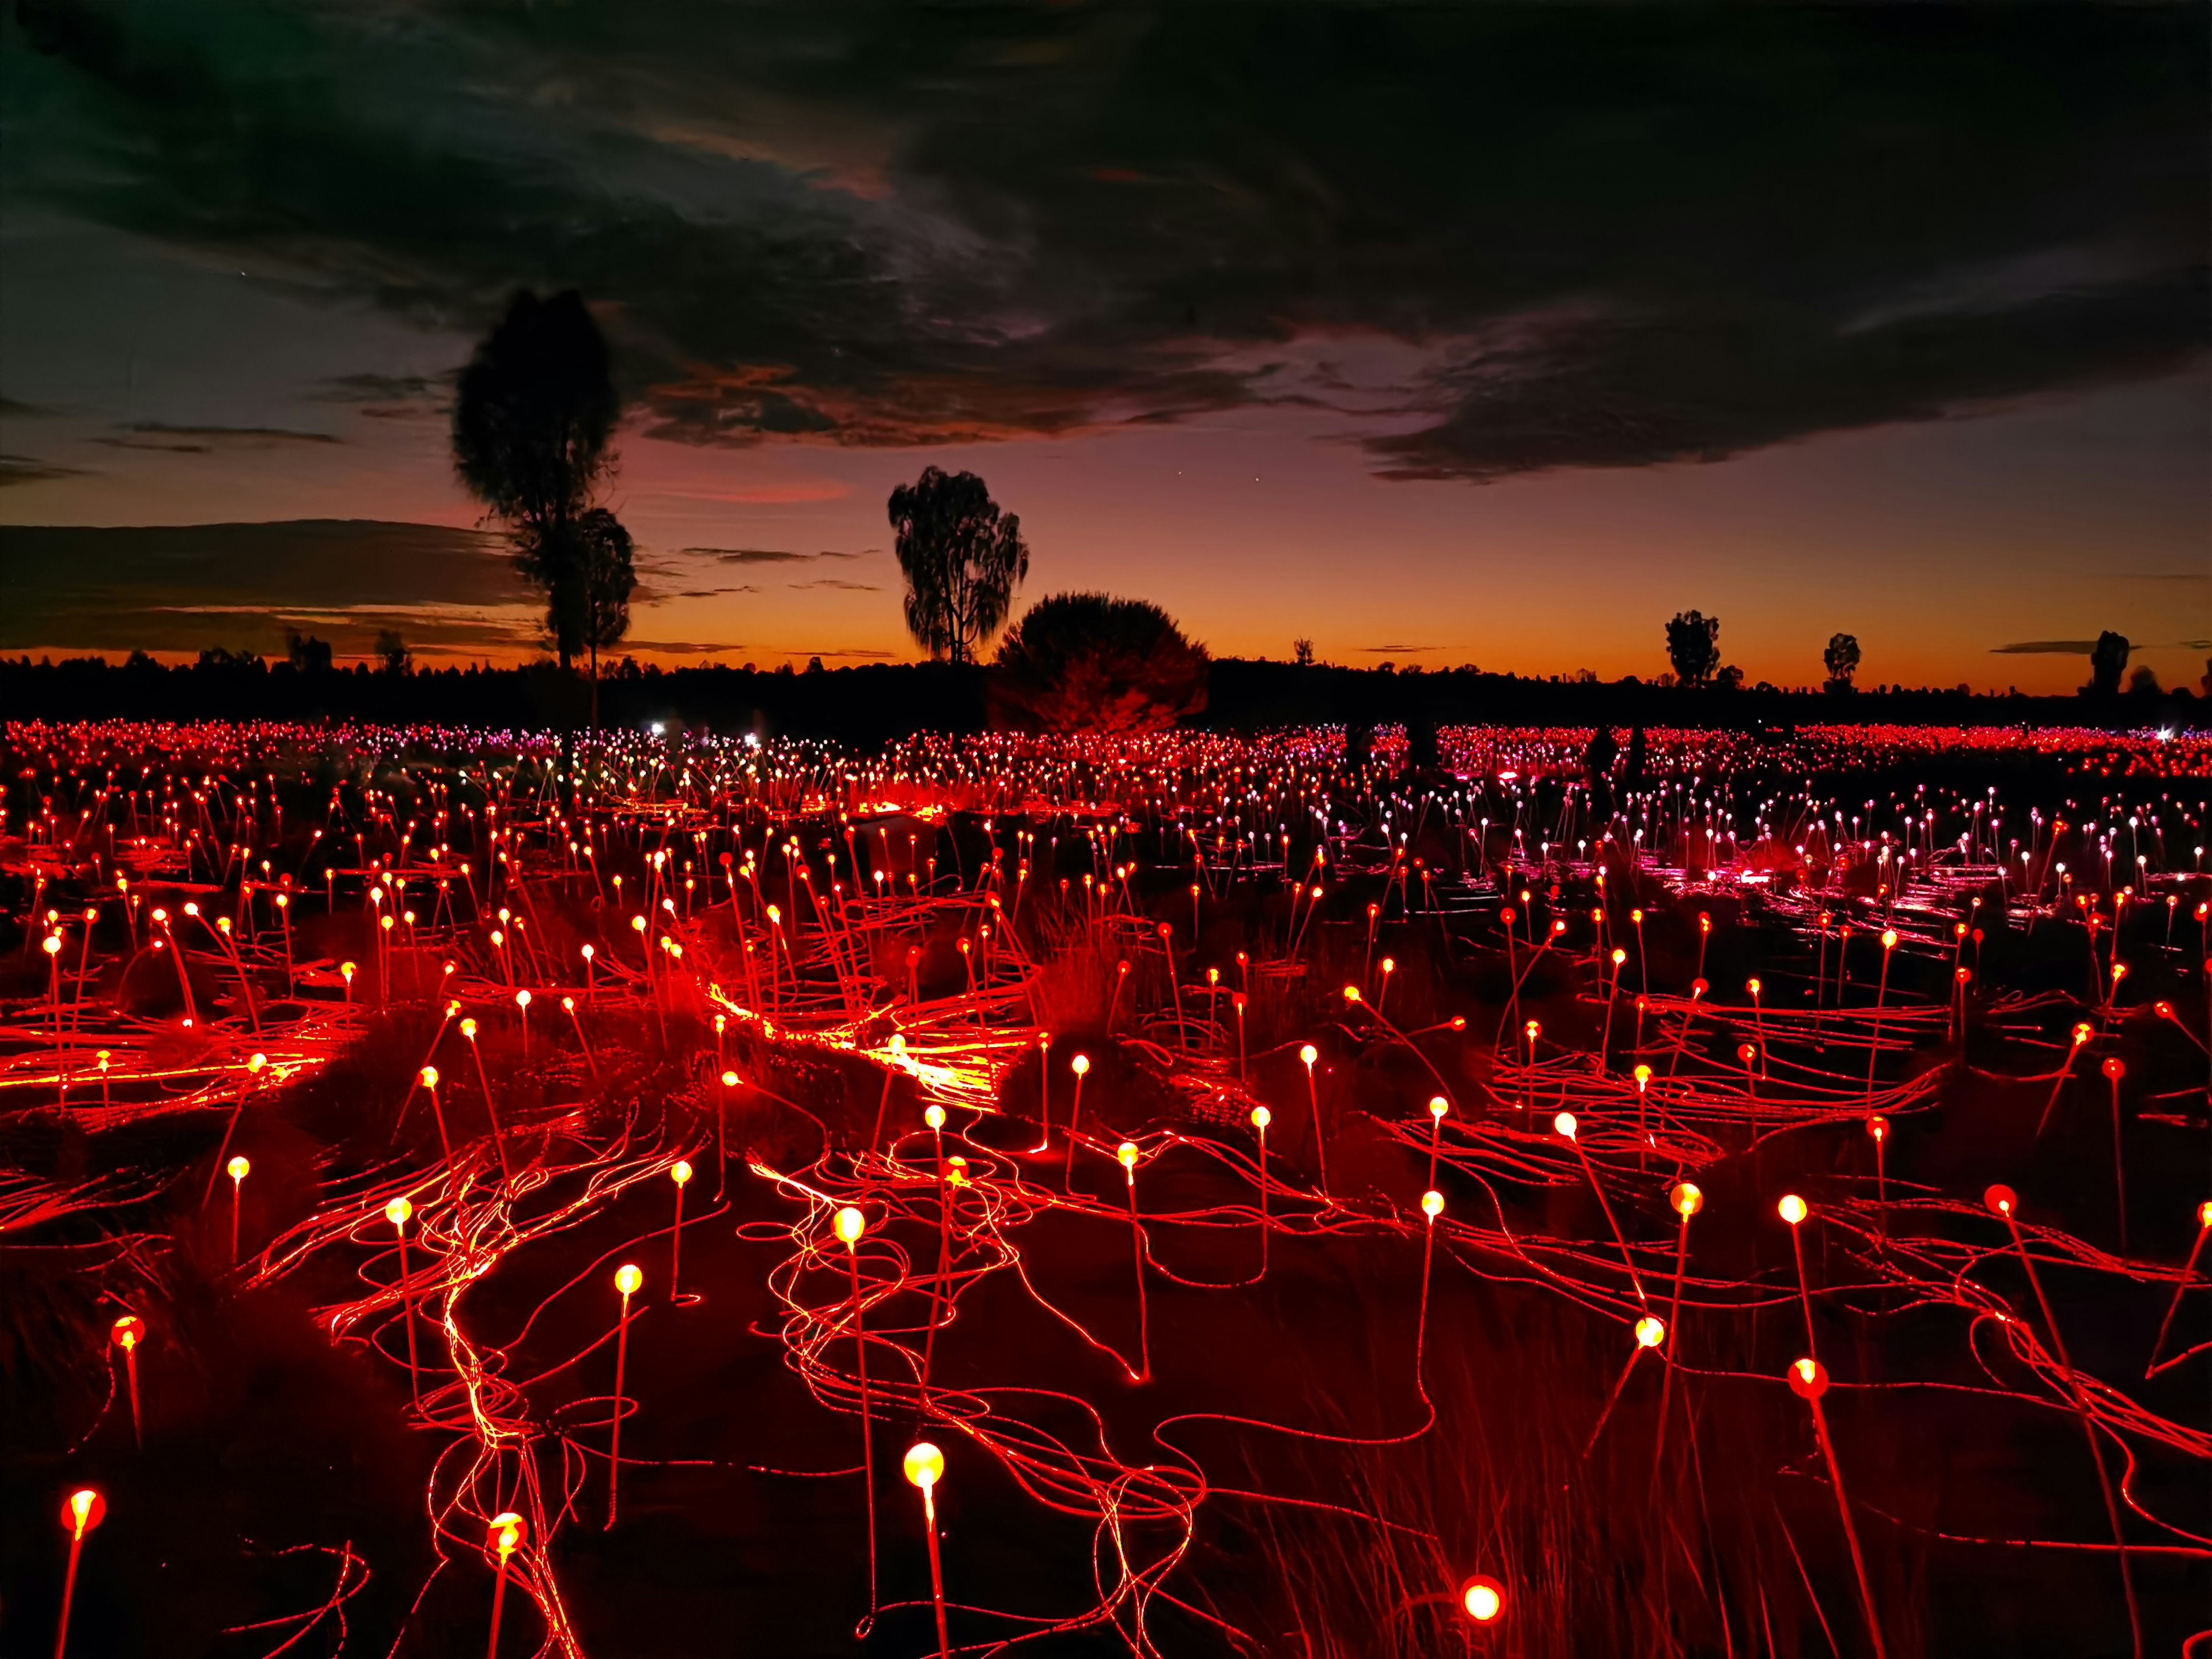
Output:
3 5 2206 692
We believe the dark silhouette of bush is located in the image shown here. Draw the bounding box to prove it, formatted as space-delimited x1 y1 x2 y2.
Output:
990 593 1209 732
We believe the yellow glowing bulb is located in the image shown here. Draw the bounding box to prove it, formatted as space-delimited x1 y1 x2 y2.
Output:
1881 929 1898 950
1554 1111 1577 1139
834 1206 866 1244
421 1066 440 1088
1778 1194 1807 1226
515 988 531 1008
903 1441 944 1490
672 1160 693 1186
1633 1064 1652 1088
721 1070 738 1088
1671 1181 1703 1218
1116 1141 1140 1169
460 1017 479 1039
227 1155 250 1181
1299 1044 1317 1066
491 1512 524 1555
1460 1575 1503 1623
248 1052 267 1072
1071 1054 1090 1076
1421 1190 1444 1219
614 1263 642 1297
925 1104 946 1130
1251 1105 1271 1130
1428 1095 1449 1119
386 1196 413 1228
1635 1315 1666 1349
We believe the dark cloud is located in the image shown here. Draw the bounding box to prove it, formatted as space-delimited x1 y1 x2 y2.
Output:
0 518 531 654
0 396 60 417
318 372 449 403
92 422 344 452
1990 641 2097 654
671 585 758 599
689 547 865 565
790 577 879 592
1359 644 1438 654
7 5 2206 479
0 452 93 486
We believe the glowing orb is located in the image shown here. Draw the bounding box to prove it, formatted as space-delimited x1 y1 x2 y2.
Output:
614 1263 643 1296
1459 1574 1504 1623
834 1207 866 1244
903 1441 944 1489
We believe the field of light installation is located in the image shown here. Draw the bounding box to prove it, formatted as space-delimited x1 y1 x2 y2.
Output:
1 719 2207 1659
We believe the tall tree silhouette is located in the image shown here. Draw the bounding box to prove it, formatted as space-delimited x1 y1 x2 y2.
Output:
1665 611 1721 686
2088 630 2130 695
888 467 1029 664
452 290 619 671
577 507 637 729
1823 631 1861 691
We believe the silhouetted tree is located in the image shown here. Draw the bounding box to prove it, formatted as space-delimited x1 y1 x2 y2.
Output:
1665 611 1721 685
375 630 412 675
989 593 1209 733
2127 664 2161 696
575 507 636 728
1823 631 1860 692
1293 638 1315 668
888 467 1029 664
452 290 620 672
285 631 333 673
2088 631 2130 695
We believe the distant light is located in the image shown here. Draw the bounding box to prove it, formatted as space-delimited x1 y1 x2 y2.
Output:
649 722 665 736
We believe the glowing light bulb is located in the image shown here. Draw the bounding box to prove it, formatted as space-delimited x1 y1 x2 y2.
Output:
614 1263 642 1296
386 1196 413 1228
1554 1111 1577 1139
421 1066 440 1088
1778 1194 1806 1225
1634 1315 1665 1349
1428 1095 1448 1120
227 1155 250 1181
1787 1357 1830 1399
672 1160 693 1186
490 1512 525 1555
1071 1054 1090 1076
924 1103 946 1130
1671 1181 1703 1218
1116 1141 1140 1170
903 1441 944 1490
1251 1105 1271 1130
63 1487 105 1536
1984 1184 2018 1216
1881 929 1898 950
111 1315 145 1350
834 1206 866 1245
1299 1044 1317 1067
1459 1574 1504 1624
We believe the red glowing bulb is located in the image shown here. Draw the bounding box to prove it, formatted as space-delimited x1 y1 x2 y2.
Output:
61 1487 106 1537
1984 1184 2018 1217
1787 1357 1830 1399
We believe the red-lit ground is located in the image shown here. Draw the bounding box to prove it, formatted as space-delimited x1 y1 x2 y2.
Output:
2 721 2207 1657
